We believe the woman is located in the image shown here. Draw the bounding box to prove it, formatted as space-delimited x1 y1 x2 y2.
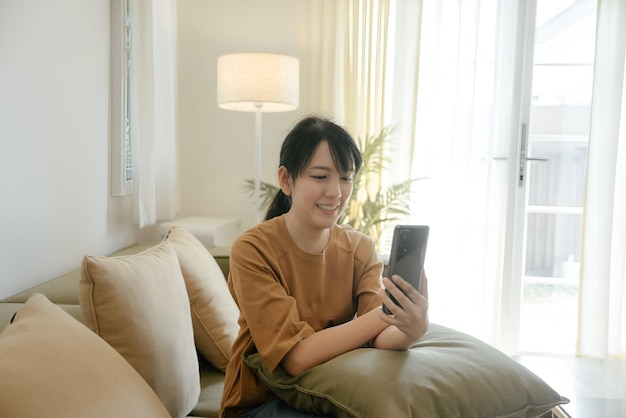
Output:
219 115 429 417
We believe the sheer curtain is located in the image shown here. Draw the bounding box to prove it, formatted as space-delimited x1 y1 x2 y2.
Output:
131 0 178 228
313 0 625 355
306 0 391 143
577 0 626 359
306 0 394 246
312 0 522 345
386 0 525 346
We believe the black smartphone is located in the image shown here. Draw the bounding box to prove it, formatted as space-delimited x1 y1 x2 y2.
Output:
382 225 429 315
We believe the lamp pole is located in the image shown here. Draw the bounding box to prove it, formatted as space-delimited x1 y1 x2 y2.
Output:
216 52 299 225
254 103 262 224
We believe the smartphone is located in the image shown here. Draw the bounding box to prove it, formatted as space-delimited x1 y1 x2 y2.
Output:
382 225 429 315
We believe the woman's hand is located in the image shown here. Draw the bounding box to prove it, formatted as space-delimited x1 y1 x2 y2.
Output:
374 273 429 349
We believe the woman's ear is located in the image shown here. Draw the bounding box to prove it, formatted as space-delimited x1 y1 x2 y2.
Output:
278 166 292 196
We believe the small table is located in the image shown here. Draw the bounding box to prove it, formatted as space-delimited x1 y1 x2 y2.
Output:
513 356 626 417
158 216 241 247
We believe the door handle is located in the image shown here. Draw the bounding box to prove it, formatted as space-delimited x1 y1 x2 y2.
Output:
518 123 548 186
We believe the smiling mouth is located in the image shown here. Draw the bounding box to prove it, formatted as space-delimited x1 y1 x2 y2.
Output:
317 203 340 212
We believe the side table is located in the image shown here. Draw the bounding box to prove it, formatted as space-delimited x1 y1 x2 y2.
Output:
158 216 241 247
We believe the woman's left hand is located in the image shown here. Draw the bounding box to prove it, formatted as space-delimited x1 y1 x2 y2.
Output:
377 273 429 343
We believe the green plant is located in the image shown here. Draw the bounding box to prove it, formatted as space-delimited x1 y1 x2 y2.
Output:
244 127 421 247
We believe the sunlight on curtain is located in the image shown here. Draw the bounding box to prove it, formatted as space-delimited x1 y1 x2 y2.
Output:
311 0 624 351
577 0 626 359
389 0 524 346
307 0 393 241
306 0 391 140
131 0 179 228
305 0 392 159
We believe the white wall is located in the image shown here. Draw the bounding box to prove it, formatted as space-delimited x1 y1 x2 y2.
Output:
0 1 139 298
177 0 320 232
0 0 325 298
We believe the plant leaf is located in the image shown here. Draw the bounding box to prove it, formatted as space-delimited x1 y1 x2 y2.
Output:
242 179 280 211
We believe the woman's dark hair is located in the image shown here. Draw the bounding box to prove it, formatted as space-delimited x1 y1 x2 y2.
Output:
265 115 362 220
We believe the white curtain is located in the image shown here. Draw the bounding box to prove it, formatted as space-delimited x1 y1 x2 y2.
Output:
131 0 178 227
313 0 626 356
311 0 522 345
306 0 391 143
577 0 626 359
387 0 524 346
306 0 395 248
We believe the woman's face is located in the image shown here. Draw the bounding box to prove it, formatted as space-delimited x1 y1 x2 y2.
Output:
281 141 355 231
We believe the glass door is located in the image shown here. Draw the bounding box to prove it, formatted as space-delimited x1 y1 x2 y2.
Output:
515 0 598 355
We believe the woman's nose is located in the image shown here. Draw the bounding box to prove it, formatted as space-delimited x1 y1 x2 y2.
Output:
325 179 342 197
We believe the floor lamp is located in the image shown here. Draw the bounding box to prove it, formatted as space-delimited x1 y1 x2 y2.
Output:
217 52 299 224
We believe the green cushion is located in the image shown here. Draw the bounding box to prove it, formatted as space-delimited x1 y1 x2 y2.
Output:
244 324 568 418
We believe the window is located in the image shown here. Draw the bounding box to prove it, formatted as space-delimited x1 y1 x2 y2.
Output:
111 0 133 196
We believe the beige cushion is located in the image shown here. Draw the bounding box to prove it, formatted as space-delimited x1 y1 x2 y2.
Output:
79 240 200 418
245 323 569 418
0 293 170 418
167 226 239 371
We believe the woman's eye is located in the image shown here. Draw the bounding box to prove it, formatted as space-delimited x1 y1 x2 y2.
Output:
342 177 353 182
312 175 327 180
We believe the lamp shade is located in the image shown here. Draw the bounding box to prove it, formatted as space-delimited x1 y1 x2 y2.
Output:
217 52 299 112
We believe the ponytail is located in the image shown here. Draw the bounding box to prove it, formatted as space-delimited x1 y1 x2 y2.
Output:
265 190 292 221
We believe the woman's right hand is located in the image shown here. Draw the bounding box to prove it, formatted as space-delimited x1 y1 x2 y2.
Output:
375 273 429 348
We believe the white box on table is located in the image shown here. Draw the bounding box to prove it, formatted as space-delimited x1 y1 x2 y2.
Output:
159 216 241 248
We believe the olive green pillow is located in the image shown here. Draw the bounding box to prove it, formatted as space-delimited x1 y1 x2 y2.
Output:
244 324 568 418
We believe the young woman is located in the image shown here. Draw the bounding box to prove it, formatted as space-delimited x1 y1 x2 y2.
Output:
219 116 429 417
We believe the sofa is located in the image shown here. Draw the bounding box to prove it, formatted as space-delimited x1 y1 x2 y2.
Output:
0 226 570 418
0 227 232 418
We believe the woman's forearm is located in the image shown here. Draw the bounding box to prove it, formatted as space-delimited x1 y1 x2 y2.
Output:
371 322 422 350
281 308 387 376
